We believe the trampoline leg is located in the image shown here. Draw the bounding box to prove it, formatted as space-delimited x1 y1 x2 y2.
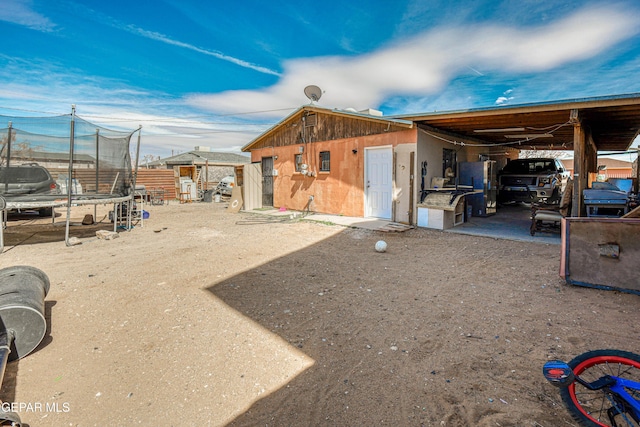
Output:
0 213 3 255
0 200 5 254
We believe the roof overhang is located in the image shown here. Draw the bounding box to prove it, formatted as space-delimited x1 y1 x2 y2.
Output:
242 105 413 152
391 93 640 152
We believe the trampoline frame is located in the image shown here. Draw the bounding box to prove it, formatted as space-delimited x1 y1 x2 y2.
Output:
0 106 141 253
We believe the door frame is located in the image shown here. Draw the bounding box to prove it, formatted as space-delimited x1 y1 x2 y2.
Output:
364 145 393 219
261 156 274 207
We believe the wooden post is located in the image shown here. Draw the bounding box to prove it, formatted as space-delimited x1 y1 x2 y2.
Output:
636 149 640 193
570 110 586 217
409 151 415 225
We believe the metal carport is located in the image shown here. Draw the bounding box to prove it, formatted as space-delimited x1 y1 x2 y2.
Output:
394 93 640 217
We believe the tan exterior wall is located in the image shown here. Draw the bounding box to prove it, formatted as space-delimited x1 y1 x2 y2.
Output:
250 129 417 218
416 129 451 190
416 129 515 191
393 144 416 224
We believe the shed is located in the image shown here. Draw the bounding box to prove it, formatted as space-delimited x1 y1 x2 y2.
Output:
241 106 415 222
145 149 250 187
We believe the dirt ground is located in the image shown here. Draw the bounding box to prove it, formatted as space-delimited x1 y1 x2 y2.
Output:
0 200 637 426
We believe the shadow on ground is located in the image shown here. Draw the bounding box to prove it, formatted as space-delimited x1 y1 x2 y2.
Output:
208 225 579 426
2 212 122 250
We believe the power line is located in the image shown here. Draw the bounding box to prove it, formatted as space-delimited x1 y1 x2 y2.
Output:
138 128 266 137
0 106 69 115
0 105 297 122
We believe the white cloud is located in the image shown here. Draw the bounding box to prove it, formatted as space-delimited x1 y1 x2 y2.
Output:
0 0 56 32
3 3 638 157
495 89 515 105
70 3 281 77
0 55 273 156
186 4 639 117
120 25 281 77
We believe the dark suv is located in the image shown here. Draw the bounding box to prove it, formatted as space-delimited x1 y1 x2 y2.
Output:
497 158 569 204
0 164 60 215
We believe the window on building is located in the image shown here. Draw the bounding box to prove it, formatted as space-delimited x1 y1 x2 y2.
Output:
320 151 330 172
295 154 303 172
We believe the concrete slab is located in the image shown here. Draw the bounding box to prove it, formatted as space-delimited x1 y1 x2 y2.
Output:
449 203 561 245
246 203 560 244
248 209 412 232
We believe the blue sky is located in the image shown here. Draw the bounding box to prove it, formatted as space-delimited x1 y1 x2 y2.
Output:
1 0 640 161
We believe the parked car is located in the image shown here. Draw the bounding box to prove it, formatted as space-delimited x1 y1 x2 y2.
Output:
497 158 569 204
215 175 235 196
0 163 60 216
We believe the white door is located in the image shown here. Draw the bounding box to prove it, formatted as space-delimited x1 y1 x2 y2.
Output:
365 147 393 219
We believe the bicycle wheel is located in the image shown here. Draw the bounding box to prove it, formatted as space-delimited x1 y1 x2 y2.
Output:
559 349 640 427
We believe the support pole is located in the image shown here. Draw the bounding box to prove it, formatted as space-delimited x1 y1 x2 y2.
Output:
128 127 142 231
0 197 5 254
570 110 586 217
132 127 142 191
3 122 12 194
636 148 640 194
65 105 76 246
95 128 99 219
0 124 9 244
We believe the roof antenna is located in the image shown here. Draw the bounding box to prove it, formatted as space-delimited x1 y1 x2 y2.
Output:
304 85 323 104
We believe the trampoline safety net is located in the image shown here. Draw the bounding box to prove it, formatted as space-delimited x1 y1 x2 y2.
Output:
0 112 140 205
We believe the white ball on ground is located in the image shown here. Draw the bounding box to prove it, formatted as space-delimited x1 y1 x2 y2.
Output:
375 240 387 253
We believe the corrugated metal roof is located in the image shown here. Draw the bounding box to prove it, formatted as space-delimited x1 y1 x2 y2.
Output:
391 93 640 152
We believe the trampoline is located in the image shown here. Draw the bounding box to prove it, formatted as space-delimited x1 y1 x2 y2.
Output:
0 107 141 253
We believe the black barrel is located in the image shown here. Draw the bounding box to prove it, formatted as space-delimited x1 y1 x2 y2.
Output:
0 266 50 360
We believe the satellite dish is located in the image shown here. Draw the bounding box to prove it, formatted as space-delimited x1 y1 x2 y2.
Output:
304 85 323 103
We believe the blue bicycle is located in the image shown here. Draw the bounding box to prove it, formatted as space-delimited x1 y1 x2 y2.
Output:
543 350 640 426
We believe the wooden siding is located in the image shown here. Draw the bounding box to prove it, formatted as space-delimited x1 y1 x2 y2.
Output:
47 168 177 199
48 168 129 194
135 169 177 199
250 111 411 150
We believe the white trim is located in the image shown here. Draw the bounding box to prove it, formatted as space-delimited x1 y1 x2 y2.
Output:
364 145 393 219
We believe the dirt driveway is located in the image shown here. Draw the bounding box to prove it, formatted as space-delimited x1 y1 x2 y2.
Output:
0 201 637 426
